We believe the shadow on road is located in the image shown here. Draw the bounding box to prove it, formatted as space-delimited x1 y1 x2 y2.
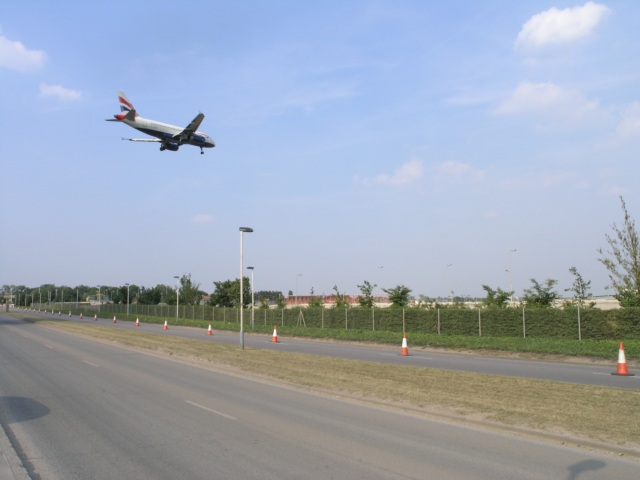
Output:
566 459 605 479
0 397 51 424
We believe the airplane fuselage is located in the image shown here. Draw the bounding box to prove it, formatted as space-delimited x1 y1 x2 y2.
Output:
114 114 215 149
107 91 215 153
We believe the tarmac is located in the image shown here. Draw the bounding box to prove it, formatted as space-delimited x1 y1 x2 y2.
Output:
0 421 29 480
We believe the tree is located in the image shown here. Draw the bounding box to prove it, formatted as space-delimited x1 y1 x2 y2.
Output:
383 284 412 308
210 278 251 307
481 285 513 308
332 285 348 308
179 273 203 305
522 279 559 308
308 287 323 308
565 266 592 306
254 290 284 304
597 196 640 307
138 285 164 304
356 280 375 308
259 297 271 309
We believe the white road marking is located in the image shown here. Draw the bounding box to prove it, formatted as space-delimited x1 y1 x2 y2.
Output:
83 360 99 367
185 400 237 420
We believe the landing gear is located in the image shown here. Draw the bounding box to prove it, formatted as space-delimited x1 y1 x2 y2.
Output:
200 147 204 155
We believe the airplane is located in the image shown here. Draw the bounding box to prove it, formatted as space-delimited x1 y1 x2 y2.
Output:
106 91 215 154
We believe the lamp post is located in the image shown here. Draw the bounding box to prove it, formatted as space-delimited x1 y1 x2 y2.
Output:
239 227 253 349
173 276 180 321
125 283 130 316
446 264 453 303
247 266 255 329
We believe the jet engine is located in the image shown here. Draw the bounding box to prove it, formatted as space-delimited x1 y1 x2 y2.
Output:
160 142 180 152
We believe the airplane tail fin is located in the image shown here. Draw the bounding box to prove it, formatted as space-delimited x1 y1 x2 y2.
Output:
117 91 138 117
105 91 139 121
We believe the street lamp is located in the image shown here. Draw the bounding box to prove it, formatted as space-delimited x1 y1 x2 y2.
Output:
173 276 180 321
247 266 255 329
97 285 102 305
125 283 130 316
239 227 254 349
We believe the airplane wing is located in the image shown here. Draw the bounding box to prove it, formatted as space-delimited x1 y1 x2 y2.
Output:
172 113 204 143
121 137 162 143
183 113 204 134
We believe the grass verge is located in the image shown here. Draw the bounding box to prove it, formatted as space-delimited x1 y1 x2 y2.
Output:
66 310 640 360
26 316 640 456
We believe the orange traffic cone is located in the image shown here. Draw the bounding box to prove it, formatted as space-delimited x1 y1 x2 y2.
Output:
93 314 97 321
272 325 279 343
112 316 117 323
401 332 409 356
80 313 83 319
135 318 140 327
207 324 213 336
163 320 168 330
612 342 635 376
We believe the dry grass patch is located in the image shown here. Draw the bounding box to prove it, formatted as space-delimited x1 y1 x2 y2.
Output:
40 320 640 452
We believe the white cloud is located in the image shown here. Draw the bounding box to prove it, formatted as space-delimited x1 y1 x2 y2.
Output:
613 101 640 144
278 82 355 113
502 171 577 190
363 158 423 186
598 185 628 197
496 81 599 118
39 83 82 101
515 2 610 50
192 214 213 224
434 160 484 182
0 33 46 72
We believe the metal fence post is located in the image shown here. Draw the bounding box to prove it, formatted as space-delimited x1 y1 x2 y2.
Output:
372 306 375 331
578 304 582 341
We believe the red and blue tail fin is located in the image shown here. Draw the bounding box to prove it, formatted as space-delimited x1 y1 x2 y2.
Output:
112 91 137 121
117 91 137 116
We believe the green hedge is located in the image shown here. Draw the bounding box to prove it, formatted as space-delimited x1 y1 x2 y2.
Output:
39 303 640 340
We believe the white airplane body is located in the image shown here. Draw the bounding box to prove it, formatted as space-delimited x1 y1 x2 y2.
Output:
106 91 215 154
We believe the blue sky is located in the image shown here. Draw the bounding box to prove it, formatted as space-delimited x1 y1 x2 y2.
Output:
1 1 639 300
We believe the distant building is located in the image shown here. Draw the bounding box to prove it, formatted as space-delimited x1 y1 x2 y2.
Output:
285 294 389 307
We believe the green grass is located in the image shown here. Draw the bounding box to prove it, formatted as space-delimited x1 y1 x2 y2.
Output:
44 309 640 360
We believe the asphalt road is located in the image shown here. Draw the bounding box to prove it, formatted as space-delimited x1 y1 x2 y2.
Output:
0 314 638 479
28 309 640 390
